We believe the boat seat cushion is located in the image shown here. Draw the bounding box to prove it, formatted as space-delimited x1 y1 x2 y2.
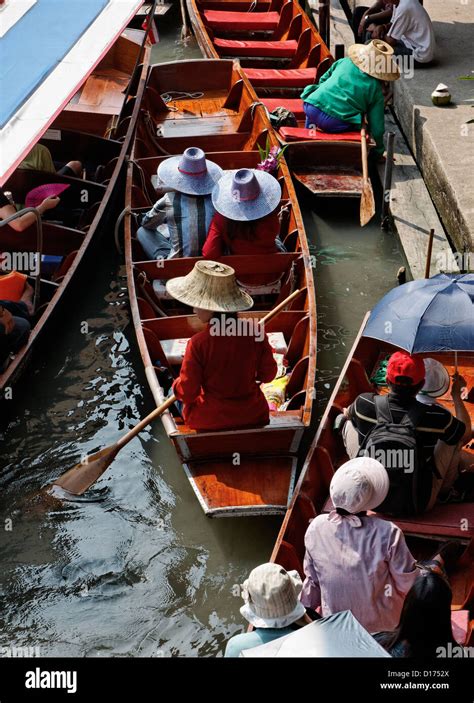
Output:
161 331 288 365
204 10 280 31
214 38 297 58
244 67 316 88
261 98 305 118
279 126 362 142
322 496 474 540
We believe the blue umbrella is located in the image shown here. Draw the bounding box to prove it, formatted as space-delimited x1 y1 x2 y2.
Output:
363 274 474 353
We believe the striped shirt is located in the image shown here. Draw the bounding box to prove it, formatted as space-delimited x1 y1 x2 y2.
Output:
141 192 215 258
348 392 465 465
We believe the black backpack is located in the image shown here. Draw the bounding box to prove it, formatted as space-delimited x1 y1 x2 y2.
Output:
357 395 436 516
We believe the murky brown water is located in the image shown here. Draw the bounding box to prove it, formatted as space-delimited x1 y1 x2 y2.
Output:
0 20 407 657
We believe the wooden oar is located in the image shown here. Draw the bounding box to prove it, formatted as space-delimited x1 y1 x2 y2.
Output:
51 288 301 496
360 122 375 227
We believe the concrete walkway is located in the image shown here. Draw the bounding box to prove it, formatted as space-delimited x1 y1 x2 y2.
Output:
309 0 460 277
348 0 474 256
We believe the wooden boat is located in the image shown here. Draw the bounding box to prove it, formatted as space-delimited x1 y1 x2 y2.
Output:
270 313 474 645
124 58 317 517
185 0 367 197
0 11 150 394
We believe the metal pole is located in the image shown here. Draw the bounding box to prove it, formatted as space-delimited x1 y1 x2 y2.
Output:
381 131 395 230
335 44 345 60
0 207 43 311
318 0 330 48
424 228 435 279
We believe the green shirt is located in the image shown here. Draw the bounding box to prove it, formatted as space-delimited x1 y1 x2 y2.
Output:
301 58 386 154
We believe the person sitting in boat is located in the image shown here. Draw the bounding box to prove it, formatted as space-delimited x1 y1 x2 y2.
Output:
353 2 394 43
0 272 34 366
165 260 277 432
202 168 285 286
300 457 418 633
225 563 312 658
0 188 59 232
373 571 461 657
300 40 400 158
20 143 82 178
370 0 436 63
340 352 471 511
136 148 222 261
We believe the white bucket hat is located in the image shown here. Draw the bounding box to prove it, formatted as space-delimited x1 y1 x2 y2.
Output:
348 39 400 82
330 457 390 514
157 147 223 195
211 168 281 221
240 563 306 629
416 358 451 404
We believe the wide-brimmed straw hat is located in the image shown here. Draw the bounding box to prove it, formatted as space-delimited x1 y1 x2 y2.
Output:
348 40 400 82
166 260 254 312
240 563 307 629
211 168 281 221
417 358 451 404
330 457 390 513
157 147 223 196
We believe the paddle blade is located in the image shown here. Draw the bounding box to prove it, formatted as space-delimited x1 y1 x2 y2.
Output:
51 445 119 496
360 181 375 226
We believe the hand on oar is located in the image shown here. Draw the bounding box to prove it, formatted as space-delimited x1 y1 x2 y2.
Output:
51 288 301 496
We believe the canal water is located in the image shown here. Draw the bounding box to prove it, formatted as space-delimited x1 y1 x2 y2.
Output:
0 21 407 657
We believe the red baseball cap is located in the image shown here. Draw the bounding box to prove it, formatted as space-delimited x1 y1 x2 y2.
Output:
386 351 425 386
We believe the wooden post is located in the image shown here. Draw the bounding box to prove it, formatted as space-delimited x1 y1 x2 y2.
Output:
381 131 395 230
318 0 330 48
335 44 345 60
424 228 435 278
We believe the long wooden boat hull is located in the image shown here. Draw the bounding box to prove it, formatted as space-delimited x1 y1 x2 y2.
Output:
125 59 317 516
186 0 367 197
0 30 150 395
270 313 474 641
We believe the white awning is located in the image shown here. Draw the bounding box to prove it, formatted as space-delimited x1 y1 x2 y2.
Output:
0 0 144 186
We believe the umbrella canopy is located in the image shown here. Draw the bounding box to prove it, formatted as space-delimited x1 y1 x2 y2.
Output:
240 610 391 658
363 274 474 353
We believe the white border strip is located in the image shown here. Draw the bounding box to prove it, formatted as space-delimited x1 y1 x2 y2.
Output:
0 0 37 38
0 0 143 186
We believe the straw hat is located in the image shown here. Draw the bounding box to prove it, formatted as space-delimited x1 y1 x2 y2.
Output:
166 260 254 312
416 358 451 404
330 457 390 513
240 563 307 629
211 168 281 221
157 147 223 196
348 40 400 82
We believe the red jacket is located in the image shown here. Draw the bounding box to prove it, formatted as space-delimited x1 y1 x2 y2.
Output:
202 212 280 285
172 323 277 431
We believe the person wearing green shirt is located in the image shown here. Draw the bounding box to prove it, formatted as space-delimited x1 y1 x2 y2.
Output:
301 39 399 156
20 144 82 178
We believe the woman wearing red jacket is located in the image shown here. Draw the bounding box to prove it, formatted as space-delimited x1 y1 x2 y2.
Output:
202 168 283 285
166 260 277 432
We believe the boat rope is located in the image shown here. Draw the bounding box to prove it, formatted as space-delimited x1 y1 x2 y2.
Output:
248 0 258 11
142 111 172 156
137 270 167 318
160 91 204 110
128 159 154 206
114 206 132 255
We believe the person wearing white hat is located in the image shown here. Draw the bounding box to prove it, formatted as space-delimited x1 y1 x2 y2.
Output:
300 40 399 158
167 260 278 432
137 147 223 261
202 168 284 286
225 563 311 658
301 457 418 633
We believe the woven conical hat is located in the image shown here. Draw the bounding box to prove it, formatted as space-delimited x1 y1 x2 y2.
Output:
348 40 400 82
166 260 254 312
